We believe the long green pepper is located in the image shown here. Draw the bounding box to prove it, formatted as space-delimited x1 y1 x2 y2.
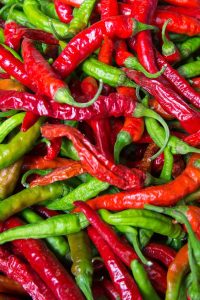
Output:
177 60 200 78
178 37 200 59
0 112 25 143
21 208 70 259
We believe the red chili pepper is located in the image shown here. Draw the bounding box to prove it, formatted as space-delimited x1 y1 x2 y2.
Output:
55 0 73 24
145 260 167 294
4 217 84 300
81 76 98 97
0 45 35 91
74 201 138 266
154 10 200 36
44 137 62 160
101 278 120 300
156 51 200 109
21 112 39 132
0 73 10 79
98 36 114 65
110 118 124 148
125 69 200 134
0 246 56 300
178 206 200 239
190 77 200 89
116 86 137 99
4 21 22 52
34 207 60 218
158 5 200 20
86 154 200 210
143 243 177 268
162 0 200 8
99 0 119 19
41 124 145 190
87 226 142 300
30 161 85 187
149 98 174 120
184 130 200 147
53 16 156 78
58 0 83 7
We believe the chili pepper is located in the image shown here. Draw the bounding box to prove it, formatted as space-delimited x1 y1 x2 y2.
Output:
86 154 200 210
0 6 34 28
143 242 176 268
82 57 137 88
0 112 25 143
55 0 73 24
114 117 144 164
87 226 142 300
99 209 184 239
160 146 174 181
35 206 60 218
190 77 200 89
21 112 39 132
155 51 200 110
126 69 200 133
0 213 88 243
29 162 85 187
162 0 200 7
178 37 200 59
0 79 25 91
136 143 158 173
44 137 62 160
21 208 70 259
144 259 167 295
4 20 22 52
149 97 174 120
39 0 59 20
47 177 109 210
4 217 85 300
187 240 200 300
184 130 200 147
154 10 200 36
0 44 35 90
23 155 76 170
0 275 26 296
23 0 69 37
59 0 83 7
161 19 181 64
53 16 156 78
81 76 98 97
115 39 166 79
101 278 120 300
177 60 200 79
139 229 153 248
0 245 56 300
66 0 97 38
0 159 22 200
131 259 160 300
159 4 200 20
68 230 93 300
98 37 114 65
0 181 66 222
22 38 102 107
99 0 118 19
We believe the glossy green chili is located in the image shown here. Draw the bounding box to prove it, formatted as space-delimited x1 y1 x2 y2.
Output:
21 208 70 259
139 229 153 248
0 213 89 243
160 146 174 181
68 231 93 300
0 112 25 143
0 181 66 221
178 37 200 59
177 61 200 79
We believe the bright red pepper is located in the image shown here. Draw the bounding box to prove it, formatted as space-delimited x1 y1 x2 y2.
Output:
55 0 73 24
99 0 119 19
0 246 56 300
44 137 62 160
58 0 83 7
5 217 84 300
98 36 114 65
22 156 76 171
183 130 200 147
163 0 200 8
21 112 39 132
158 5 200 20
101 278 120 300
87 226 142 300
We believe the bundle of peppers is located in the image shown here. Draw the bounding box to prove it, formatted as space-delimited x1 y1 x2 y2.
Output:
0 0 200 299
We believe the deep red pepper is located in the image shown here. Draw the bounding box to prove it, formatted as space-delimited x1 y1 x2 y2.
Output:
145 260 167 294
4 21 22 52
125 69 200 134
98 36 114 65
5 217 84 300
156 51 200 109
110 118 124 148
44 137 62 160
55 0 73 24
154 9 200 36
87 226 142 300
58 0 83 7
42 124 145 190
35 206 60 218
162 0 200 8
101 278 120 300
0 44 35 91
21 112 39 132
143 243 177 268
0 246 56 300
117 86 137 99
81 76 98 97
190 77 200 89
53 15 156 78
184 130 200 147
99 0 119 19
158 5 200 20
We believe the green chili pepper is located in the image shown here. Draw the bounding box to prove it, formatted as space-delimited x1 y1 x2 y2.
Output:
0 118 43 169
187 240 200 300
169 33 188 42
1 0 23 4
0 28 5 43
178 37 200 59
116 225 151 265
160 146 174 181
40 0 59 20
0 112 25 143
0 213 89 244
60 138 80 161
131 260 161 300
0 6 34 28
0 159 22 200
67 0 97 38
177 60 200 78
81 57 137 88
0 110 18 118
99 209 184 239
139 229 153 248
178 274 191 300
47 177 109 210
23 0 69 36
0 181 66 222
21 208 70 259
68 231 93 300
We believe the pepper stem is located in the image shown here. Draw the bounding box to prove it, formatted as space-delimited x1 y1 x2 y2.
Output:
124 57 166 79
114 131 132 164
188 241 200 300
21 169 53 188
133 103 170 160
133 19 158 35
161 19 176 56
55 79 103 107
76 275 94 300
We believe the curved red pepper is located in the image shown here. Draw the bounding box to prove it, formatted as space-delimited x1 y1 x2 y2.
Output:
55 0 73 24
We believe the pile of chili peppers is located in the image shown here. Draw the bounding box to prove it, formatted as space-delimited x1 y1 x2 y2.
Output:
0 0 200 299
